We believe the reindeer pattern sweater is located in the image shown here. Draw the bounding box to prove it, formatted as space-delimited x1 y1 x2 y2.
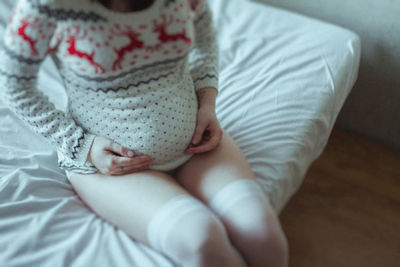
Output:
0 0 219 173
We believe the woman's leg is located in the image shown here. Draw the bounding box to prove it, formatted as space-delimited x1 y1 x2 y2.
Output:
68 170 247 267
174 131 289 267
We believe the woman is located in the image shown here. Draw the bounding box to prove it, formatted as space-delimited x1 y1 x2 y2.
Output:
0 0 288 266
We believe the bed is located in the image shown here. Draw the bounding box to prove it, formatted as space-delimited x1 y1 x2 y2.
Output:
0 0 360 266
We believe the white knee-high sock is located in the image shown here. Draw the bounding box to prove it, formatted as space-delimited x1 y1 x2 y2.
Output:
208 179 271 218
147 194 209 255
208 179 287 267
146 194 245 266
208 179 274 241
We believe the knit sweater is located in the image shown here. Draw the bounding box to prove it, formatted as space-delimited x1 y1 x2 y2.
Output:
0 0 219 174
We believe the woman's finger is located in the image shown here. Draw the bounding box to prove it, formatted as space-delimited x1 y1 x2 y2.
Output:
121 166 150 175
111 160 152 175
116 155 153 167
191 121 207 145
189 138 215 153
110 154 152 167
107 141 135 157
187 127 221 153
122 161 153 174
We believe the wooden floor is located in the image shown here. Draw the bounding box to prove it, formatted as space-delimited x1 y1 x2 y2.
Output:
279 127 400 267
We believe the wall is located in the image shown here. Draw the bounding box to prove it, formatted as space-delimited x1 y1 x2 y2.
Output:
253 0 400 150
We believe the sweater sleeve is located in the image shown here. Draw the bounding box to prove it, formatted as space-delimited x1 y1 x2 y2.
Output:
0 0 96 170
188 0 219 93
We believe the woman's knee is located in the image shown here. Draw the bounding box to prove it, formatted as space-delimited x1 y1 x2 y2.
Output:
146 195 232 263
272 229 289 267
259 220 289 266
175 213 243 266
240 210 289 267
180 212 229 255
207 178 288 266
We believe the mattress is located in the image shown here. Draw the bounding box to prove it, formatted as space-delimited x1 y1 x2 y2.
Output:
0 0 361 266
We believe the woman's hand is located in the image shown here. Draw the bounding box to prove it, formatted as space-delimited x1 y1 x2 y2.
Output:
87 136 154 176
185 106 223 154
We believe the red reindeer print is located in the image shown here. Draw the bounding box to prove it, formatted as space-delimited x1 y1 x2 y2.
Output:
110 26 144 71
152 14 192 45
17 16 40 56
66 26 105 74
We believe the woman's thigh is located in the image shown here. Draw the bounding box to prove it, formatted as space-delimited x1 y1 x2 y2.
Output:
174 131 257 204
68 170 192 246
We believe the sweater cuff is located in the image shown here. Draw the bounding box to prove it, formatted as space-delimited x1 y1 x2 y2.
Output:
194 75 219 93
74 133 96 167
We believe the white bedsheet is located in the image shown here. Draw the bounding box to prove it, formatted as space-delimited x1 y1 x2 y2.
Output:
0 0 360 266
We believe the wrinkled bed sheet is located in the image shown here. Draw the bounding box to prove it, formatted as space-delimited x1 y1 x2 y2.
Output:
0 0 360 266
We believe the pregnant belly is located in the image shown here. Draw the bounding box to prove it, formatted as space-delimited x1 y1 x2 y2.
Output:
73 89 199 168
118 106 198 166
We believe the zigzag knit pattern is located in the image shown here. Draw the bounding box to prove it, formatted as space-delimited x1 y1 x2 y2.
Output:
0 0 219 174
27 0 108 22
1 42 43 64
